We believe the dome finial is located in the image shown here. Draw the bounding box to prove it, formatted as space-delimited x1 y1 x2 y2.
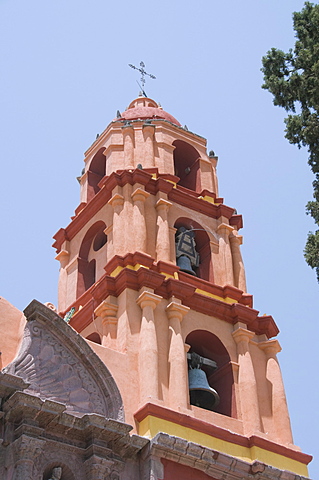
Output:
128 61 156 97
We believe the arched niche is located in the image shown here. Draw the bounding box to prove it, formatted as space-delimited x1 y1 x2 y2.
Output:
87 148 106 201
77 221 107 298
86 332 101 344
174 218 213 282
42 463 75 480
186 330 235 417
173 140 200 192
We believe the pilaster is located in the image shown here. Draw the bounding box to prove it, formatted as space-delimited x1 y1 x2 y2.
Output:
55 248 70 312
166 301 190 410
155 197 172 263
217 223 234 286
11 435 45 480
122 123 135 169
136 290 163 404
94 296 118 349
131 187 150 254
108 192 125 256
229 232 247 292
232 325 261 435
143 123 156 167
259 339 293 444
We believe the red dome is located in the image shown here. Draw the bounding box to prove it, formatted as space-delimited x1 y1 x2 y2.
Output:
116 97 181 126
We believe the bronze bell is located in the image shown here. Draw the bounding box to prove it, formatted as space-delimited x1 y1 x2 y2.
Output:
188 367 220 411
177 255 196 275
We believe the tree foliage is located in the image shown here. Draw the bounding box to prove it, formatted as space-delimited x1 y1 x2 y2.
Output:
261 1 319 281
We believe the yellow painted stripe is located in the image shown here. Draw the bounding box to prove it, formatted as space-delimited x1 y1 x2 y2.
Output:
137 416 309 477
195 288 236 304
110 264 149 277
201 195 215 204
159 272 175 279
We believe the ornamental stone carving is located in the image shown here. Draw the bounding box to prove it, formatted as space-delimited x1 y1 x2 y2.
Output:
4 300 124 421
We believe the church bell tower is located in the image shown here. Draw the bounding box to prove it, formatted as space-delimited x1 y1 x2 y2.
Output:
52 95 312 479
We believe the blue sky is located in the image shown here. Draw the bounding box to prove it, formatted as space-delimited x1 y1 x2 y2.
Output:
1 1 318 477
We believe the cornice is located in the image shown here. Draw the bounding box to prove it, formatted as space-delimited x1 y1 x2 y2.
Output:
135 403 312 468
64 255 278 339
53 169 241 253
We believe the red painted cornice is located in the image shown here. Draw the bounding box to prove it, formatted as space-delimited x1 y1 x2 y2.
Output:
134 403 312 466
64 254 278 339
53 169 242 253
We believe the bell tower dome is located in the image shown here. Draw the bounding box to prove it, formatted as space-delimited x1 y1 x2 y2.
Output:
52 96 312 479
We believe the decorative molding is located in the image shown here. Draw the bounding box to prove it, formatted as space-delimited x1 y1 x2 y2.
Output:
4 300 124 421
150 432 311 480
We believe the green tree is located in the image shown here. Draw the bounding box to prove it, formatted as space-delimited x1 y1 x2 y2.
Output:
261 1 319 281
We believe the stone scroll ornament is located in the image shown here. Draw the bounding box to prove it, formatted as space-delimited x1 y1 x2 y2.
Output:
3 300 124 421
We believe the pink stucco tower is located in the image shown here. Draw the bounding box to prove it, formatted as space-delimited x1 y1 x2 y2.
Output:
51 95 312 479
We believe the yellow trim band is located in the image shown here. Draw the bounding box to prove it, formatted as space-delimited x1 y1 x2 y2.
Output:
138 415 309 477
195 288 236 304
110 264 149 277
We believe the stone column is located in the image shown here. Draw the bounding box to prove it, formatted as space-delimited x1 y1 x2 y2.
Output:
229 232 247 292
131 187 150 254
155 197 172 263
232 325 261 435
143 123 156 167
122 123 134 169
166 301 190 410
94 296 118 349
136 290 162 404
84 455 113 480
12 435 45 480
217 223 234 285
108 192 124 256
55 248 69 312
259 339 293 444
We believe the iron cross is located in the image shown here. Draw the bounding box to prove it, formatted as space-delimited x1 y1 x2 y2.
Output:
128 61 156 96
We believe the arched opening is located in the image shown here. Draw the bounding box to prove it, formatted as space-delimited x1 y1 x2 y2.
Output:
86 332 101 344
87 148 106 201
186 330 235 417
173 140 200 192
174 218 213 282
77 221 107 298
42 463 75 480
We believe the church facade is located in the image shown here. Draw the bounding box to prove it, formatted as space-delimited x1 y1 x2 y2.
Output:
0 95 312 479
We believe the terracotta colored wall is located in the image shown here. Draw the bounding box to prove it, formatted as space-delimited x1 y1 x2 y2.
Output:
162 459 217 480
0 297 26 368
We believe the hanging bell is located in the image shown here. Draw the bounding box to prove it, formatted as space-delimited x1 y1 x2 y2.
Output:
188 368 220 411
177 255 196 275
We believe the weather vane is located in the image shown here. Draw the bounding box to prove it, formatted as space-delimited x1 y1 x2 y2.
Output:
128 61 156 97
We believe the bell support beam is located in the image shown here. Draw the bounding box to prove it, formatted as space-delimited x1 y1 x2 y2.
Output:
137 290 163 405
166 300 190 410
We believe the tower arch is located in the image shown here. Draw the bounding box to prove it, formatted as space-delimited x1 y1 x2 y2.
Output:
87 148 106 201
173 140 200 192
174 217 213 282
186 330 235 418
77 220 107 298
